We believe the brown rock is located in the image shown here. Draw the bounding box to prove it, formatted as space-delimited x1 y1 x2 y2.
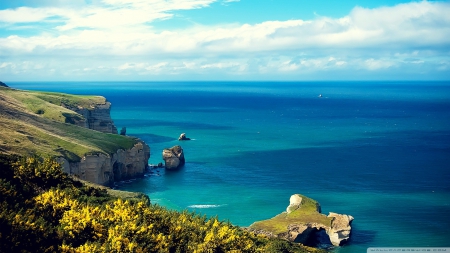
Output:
162 145 185 170
326 212 354 246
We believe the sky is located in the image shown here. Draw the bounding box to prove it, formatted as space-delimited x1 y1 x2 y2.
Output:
0 0 449 81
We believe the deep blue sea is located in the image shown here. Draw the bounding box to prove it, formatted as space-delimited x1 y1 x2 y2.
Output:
10 81 450 252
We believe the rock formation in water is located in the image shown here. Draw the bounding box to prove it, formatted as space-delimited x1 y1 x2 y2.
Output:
326 212 354 246
249 194 353 247
162 145 185 169
178 133 191 141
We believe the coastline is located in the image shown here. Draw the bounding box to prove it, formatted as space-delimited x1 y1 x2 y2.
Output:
7 81 450 252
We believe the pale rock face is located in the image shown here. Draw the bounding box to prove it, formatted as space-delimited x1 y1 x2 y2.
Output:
286 223 325 243
57 140 150 185
326 212 354 246
162 145 185 170
66 101 118 134
284 197 353 246
286 194 303 213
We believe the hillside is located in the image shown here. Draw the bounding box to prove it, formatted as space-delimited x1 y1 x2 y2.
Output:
0 86 137 162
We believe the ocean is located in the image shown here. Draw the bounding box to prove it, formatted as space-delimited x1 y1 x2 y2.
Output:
10 81 450 252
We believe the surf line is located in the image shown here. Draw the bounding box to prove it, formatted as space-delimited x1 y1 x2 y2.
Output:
188 204 225 209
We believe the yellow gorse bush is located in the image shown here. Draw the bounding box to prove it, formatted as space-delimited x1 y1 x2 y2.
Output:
1 155 324 253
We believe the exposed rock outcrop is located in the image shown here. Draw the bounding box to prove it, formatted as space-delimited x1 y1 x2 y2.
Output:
287 194 321 214
58 140 150 186
162 145 185 170
178 133 191 141
327 212 354 246
64 101 118 134
249 194 353 247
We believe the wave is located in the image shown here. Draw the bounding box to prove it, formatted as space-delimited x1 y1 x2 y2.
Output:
188 204 224 209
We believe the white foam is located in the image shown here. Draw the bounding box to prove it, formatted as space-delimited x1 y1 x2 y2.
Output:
188 204 223 209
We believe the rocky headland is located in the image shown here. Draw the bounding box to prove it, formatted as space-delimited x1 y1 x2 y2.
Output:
0 85 150 186
162 145 185 170
57 101 150 185
249 194 354 247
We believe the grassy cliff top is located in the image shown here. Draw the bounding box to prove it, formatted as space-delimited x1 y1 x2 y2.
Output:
0 86 136 162
0 86 106 123
249 194 332 235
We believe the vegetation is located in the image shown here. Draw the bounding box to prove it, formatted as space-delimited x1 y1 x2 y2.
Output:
0 154 326 252
249 195 332 235
0 86 136 162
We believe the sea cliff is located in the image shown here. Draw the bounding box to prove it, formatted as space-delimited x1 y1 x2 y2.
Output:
0 85 150 186
58 94 150 185
63 101 118 134
58 141 150 185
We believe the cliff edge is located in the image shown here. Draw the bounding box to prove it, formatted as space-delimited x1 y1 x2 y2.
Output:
63 101 118 134
0 86 149 185
249 194 353 247
57 141 150 185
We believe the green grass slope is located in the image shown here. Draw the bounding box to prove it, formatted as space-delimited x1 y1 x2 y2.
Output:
0 86 136 162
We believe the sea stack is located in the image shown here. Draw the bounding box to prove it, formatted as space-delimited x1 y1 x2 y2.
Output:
178 133 191 141
162 145 185 170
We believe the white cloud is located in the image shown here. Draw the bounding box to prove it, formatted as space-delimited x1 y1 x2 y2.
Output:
0 0 216 30
0 1 449 80
0 7 62 23
364 58 396 70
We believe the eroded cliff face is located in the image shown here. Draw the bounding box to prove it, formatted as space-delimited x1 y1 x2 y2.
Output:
57 97 151 185
58 140 150 186
65 101 118 134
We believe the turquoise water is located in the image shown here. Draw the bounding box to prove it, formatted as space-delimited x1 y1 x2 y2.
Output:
10 81 450 252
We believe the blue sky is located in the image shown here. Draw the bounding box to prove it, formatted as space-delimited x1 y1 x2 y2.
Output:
0 0 449 81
